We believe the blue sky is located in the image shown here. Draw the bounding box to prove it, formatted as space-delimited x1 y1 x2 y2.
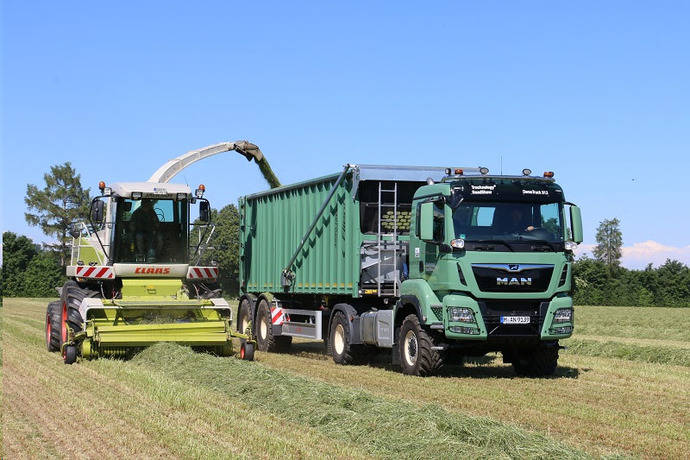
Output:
2 1 689 267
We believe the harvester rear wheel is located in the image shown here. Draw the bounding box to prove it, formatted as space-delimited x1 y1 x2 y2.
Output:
398 314 444 376
240 341 255 361
45 301 61 352
63 345 78 365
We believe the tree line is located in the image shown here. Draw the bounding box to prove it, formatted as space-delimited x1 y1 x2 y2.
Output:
2 162 689 306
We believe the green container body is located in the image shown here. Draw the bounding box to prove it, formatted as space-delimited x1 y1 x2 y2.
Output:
239 173 362 297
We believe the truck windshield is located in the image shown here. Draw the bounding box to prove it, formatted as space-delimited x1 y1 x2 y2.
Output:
113 197 189 263
453 201 564 244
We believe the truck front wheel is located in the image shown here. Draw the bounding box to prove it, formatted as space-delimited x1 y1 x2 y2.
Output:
512 345 559 377
399 314 443 376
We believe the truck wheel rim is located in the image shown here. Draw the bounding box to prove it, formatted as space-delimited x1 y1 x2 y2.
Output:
260 317 267 340
240 317 249 334
404 330 418 366
334 324 345 355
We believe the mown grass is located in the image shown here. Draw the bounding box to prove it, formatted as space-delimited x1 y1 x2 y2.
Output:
564 338 690 366
572 305 690 341
3 298 589 459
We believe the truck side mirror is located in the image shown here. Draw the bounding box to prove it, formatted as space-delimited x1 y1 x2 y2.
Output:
91 199 104 224
199 201 210 223
419 202 434 241
570 205 583 243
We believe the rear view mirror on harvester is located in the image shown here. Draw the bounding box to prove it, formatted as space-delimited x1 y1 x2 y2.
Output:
569 205 583 243
199 200 210 222
91 199 104 224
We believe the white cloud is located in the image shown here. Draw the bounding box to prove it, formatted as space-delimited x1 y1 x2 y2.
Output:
575 240 690 269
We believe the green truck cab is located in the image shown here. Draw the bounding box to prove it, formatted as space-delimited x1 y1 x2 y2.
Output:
238 165 582 376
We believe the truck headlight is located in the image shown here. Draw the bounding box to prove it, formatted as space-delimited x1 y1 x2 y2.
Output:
553 308 573 323
449 307 475 323
449 326 480 335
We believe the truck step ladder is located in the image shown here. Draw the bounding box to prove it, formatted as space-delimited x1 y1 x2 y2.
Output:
377 181 400 297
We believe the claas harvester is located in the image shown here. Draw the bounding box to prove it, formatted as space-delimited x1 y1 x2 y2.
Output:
44 141 278 364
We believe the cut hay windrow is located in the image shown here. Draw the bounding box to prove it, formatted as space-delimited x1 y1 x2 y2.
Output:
563 338 690 367
132 343 588 459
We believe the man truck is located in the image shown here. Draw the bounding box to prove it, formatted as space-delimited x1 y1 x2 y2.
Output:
236 164 582 376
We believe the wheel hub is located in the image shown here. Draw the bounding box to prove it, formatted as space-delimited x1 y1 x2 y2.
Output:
404 330 418 366
334 324 345 355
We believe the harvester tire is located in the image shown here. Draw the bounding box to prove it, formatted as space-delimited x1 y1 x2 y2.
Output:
398 314 443 376
61 281 99 339
240 341 255 361
327 311 363 365
45 301 61 352
63 345 78 365
512 346 559 377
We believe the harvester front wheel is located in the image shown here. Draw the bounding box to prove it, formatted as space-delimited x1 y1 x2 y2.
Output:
240 341 255 361
398 314 443 376
61 281 99 337
45 301 61 352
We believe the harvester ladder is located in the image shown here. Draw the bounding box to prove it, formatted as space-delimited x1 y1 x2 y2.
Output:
377 181 399 297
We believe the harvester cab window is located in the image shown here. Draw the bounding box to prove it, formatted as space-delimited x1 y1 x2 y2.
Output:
114 197 188 263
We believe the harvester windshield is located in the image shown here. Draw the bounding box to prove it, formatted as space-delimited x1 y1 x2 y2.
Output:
113 197 189 263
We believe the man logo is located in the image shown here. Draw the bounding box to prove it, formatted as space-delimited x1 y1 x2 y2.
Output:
497 277 532 286
508 264 520 271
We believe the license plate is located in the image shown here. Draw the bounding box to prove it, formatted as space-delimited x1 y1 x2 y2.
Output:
500 316 530 324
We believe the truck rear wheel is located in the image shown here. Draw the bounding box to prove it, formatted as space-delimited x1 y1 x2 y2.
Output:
45 301 61 352
328 311 362 365
512 346 559 377
399 314 443 376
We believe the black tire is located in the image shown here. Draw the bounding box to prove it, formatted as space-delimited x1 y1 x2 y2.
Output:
255 299 276 352
240 341 255 361
237 298 252 335
398 314 443 376
61 280 99 338
45 301 61 352
512 346 559 377
63 344 78 365
327 311 363 365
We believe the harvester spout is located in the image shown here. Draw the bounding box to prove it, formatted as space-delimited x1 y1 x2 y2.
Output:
148 140 281 188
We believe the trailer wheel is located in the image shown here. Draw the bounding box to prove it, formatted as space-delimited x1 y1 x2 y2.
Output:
398 314 443 376
46 301 61 352
255 299 276 351
512 346 559 377
240 341 255 361
63 345 78 365
328 311 362 365
237 298 252 335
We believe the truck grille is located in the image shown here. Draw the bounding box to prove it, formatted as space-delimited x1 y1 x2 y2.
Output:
471 264 554 293
478 299 549 337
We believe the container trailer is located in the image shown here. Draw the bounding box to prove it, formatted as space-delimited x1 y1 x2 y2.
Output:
237 164 582 376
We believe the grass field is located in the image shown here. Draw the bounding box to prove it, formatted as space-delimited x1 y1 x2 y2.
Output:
2 299 689 458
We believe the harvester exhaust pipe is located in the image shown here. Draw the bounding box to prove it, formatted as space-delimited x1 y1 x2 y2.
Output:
148 140 281 188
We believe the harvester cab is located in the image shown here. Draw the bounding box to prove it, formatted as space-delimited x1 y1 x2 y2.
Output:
45 140 278 364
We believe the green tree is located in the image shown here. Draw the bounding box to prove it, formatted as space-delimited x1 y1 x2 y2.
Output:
25 162 91 266
1 232 39 297
23 251 66 297
193 204 241 296
592 218 623 271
